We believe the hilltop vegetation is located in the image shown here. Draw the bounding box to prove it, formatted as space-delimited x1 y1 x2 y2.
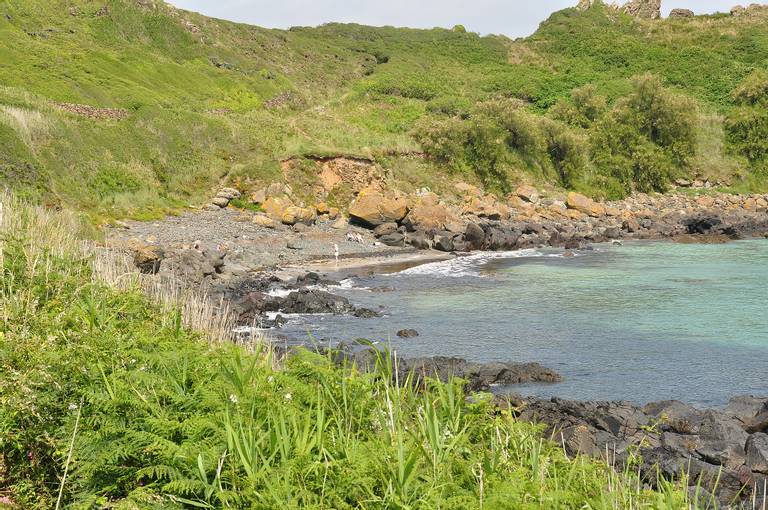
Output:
1 0 768 220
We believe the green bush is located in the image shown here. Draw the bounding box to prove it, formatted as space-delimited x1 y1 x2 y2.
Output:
726 70 768 164
590 75 699 195
550 84 608 129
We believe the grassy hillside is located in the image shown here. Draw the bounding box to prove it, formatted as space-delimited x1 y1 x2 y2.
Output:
0 192 703 509
1 0 768 220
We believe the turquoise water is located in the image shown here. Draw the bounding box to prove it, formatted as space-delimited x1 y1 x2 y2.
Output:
282 240 768 406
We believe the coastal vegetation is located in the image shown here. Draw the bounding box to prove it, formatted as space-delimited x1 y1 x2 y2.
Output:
2 1 768 220
0 193 705 508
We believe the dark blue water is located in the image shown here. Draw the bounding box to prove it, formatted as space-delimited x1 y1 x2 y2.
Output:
281 240 768 406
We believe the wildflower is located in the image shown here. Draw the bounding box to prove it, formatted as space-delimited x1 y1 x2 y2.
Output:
284 393 292 401
229 394 239 404
267 376 274 384
68 403 79 411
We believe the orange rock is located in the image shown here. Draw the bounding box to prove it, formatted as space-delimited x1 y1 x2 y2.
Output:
566 192 604 217
349 189 408 226
565 209 586 221
515 185 540 203
262 196 293 220
281 206 316 226
315 202 330 215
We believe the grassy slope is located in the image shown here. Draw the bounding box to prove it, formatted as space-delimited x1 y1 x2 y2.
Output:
0 193 700 510
1 1 767 220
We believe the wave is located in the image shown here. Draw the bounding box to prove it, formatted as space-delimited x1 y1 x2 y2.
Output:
396 249 572 278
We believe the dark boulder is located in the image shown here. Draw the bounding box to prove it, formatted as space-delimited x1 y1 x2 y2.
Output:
464 222 485 251
399 357 561 392
397 328 419 338
433 232 455 252
406 231 431 250
353 307 381 318
746 433 768 474
279 289 353 314
379 232 405 247
373 222 398 237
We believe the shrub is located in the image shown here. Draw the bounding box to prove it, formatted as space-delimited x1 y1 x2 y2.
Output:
731 69 768 107
540 118 588 187
589 75 698 194
550 84 608 128
726 70 768 164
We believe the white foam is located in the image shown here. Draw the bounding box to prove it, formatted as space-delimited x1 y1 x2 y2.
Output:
327 278 371 292
266 288 295 298
396 249 570 278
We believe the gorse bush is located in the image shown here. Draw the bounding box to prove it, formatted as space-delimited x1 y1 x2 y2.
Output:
413 75 698 198
726 69 768 169
0 195 706 509
589 75 699 197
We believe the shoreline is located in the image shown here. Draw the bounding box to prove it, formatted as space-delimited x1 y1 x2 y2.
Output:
105 198 768 506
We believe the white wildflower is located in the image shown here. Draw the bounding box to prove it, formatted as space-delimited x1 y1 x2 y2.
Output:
68 403 78 411
229 394 239 404
284 393 292 401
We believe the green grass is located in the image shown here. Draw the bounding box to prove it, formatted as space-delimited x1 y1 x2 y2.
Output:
0 192 712 509
2 0 768 220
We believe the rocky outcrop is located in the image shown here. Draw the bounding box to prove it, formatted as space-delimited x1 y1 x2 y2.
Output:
622 0 661 19
509 395 768 505
669 7 694 17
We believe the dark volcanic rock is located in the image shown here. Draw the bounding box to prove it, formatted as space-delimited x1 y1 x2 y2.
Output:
379 232 405 247
464 222 485 251
278 289 354 314
511 394 768 506
398 357 562 392
406 231 431 249
433 232 455 252
373 222 398 238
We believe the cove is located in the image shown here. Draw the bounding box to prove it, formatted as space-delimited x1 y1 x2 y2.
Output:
279 239 768 406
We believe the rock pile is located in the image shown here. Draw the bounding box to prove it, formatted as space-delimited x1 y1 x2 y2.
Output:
54 102 129 120
511 395 768 505
208 187 241 209
343 181 768 254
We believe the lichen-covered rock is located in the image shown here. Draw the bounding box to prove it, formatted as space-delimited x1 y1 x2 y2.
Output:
669 8 694 17
622 0 661 19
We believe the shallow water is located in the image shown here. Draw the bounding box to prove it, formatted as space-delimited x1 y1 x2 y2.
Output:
280 240 768 406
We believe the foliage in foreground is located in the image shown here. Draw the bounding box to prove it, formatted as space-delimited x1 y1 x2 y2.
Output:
2 198 721 510
0 199 705 509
